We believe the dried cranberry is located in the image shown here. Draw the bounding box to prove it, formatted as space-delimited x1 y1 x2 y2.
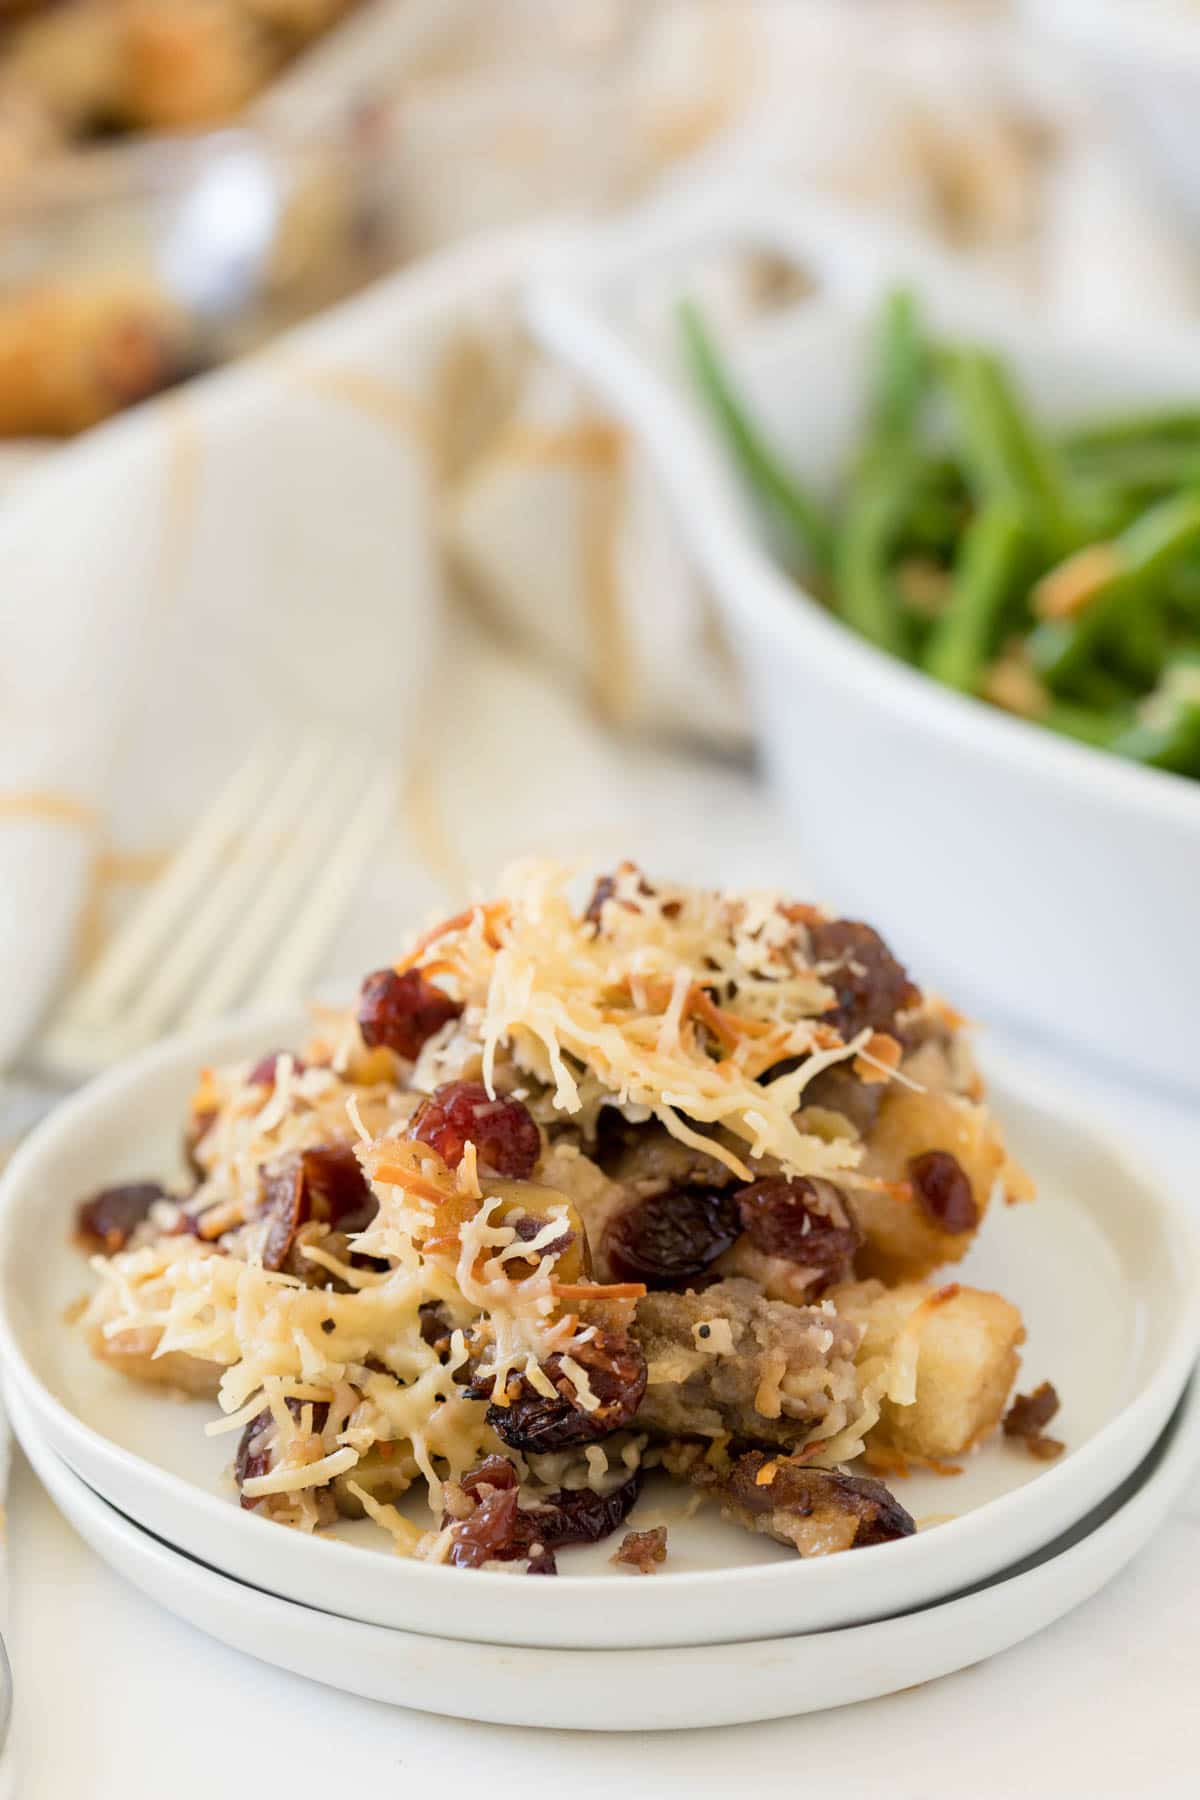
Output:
808 919 918 1039
605 1186 740 1290
585 863 653 927
408 1080 540 1178
184 1108 217 1179
234 1410 275 1501
586 865 679 928
486 1330 647 1453
735 1176 861 1281
258 1143 377 1271
304 1144 378 1235
908 1150 978 1234
258 1163 304 1271
524 1472 642 1553
247 1050 307 1086
460 1455 519 1498
419 1301 454 1356
507 1213 574 1270
1003 1382 1061 1441
169 1208 208 1240
443 1460 642 1571
235 1397 330 1509
357 967 462 1060
585 873 620 926
720 1450 915 1546
445 1486 522 1568
75 1182 167 1255
613 1524 668 1572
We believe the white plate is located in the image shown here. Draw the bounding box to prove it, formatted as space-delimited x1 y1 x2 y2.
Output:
1 1011 1197 1649
11 1372 1200 1731
526 191 1200 1091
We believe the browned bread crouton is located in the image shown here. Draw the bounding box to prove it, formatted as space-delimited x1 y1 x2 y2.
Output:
832 1277 1025 1460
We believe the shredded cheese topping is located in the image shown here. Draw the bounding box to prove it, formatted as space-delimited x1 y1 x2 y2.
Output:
404 861 872 1184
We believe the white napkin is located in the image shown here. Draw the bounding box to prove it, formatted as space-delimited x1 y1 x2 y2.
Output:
0 255 453 1069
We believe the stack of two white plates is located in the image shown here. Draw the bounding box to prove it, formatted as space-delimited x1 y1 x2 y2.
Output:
1 1018 1199 1731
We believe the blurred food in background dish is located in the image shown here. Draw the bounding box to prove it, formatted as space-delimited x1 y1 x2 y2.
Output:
0 0 743 443
0 0 458 443
0 125 396 435
0 1 1194 448
0 0 368 162
0 272 187 437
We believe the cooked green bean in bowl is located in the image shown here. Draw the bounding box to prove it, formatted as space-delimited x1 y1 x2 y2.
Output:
682 292 1200 781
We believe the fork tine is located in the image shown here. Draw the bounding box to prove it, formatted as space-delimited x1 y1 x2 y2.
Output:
177 746 369 1030
116 741 331 1045
250 765 396 1011
57 735 280 1029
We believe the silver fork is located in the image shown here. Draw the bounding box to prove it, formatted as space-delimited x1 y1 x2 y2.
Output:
0 738 392 1746
33 736 395 1084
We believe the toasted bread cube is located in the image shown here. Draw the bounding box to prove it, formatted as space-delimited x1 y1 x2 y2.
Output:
833 1277 1025 1460
87 1322 222 1398
854 1087 1031 1283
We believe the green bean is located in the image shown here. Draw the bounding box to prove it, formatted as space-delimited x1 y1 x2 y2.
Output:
941 348 1079 553
1067 477 1134 532
922 502 1028 692
1165 562 1200 627
1041 702 1128 750
1110 588 1169 687
912 453 966 494
1063 442 1200 492
1104 652 1200 773
940 350 1026 509
1067 663 1138 711
983 356 1081 554
1028 490 1200 689
1062 408 1200 455
677 300 833 573
833 472 911 657
894 453 968 555
900 492 967 554
1109 701 1200 774
870 288 926 449
826 286 935 658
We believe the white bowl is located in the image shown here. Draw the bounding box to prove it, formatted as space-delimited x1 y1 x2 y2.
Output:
526 190 1200 1092
12 1372 1200 1730
0 1009 1197 1650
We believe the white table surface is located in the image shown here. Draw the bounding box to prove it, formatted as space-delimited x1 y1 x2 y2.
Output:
5 653 1199 1800
6 1462 1200 1800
